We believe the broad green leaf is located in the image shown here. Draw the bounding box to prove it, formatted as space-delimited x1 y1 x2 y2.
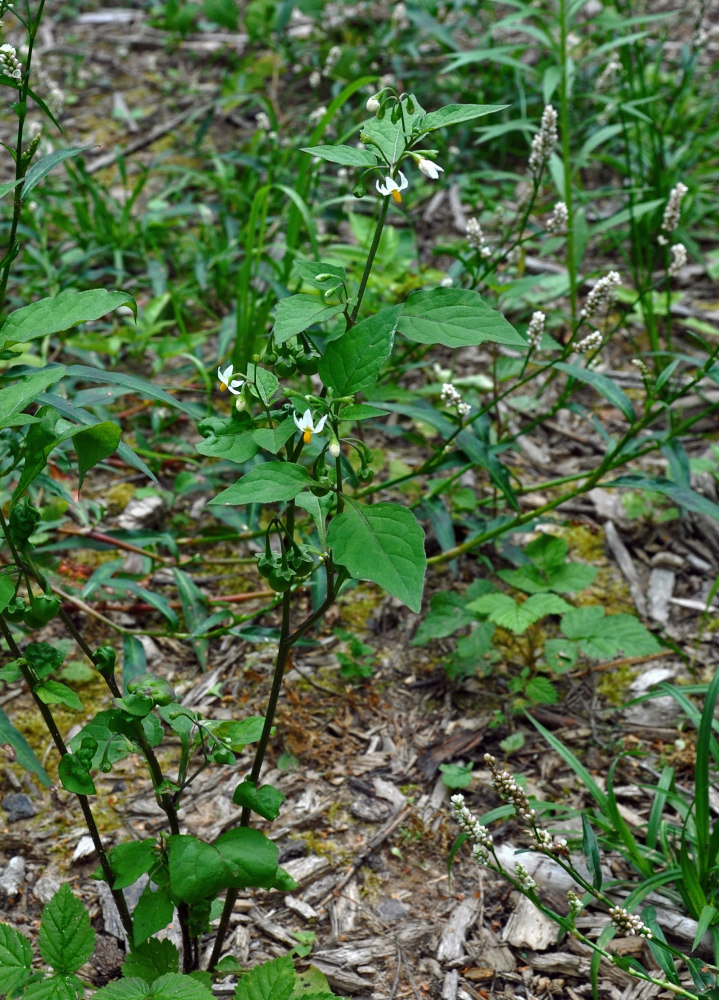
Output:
0 289 136 347
12 413 60 499
294 258 347 292
498 562 597 594
38 884 95 974
290 966 335 1000
608 474 719 521
106 839 158 890
273 294 343 344
0 706 51 785
246 363 279 407
560 606 662 659
23 973 86 999
361 95 427 166
196 419 259 465
121 938 179 984
35 680 83 710
421 103 508 131
209 462 313 506
0 367 65 426
524 676 558 705
22 147 90 197
93 973 215 1000
544 638 578 674
232 780 286 821
327 502 426 612
399 288 525 348
0 571 14 611
58 753 96 795
132 883 175 946
301 144 377 166
167 836 231 904
554 361 635 422
213 827 279 889
411 592 477 645
73 421 121 490
0 923 33 995
253 418 296 456
202 717 266 750
468 592 571 633
338 403 389 421
234 954 295 1000
318 306 400 395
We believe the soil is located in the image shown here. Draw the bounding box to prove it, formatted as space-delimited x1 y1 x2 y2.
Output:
1 6 719 1000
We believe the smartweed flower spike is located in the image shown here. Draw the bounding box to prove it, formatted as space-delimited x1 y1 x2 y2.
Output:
528 105 558 175
546 201 568 233
609 905 652 939
527 311 546 349
669 242 687 276
417 157 444 180
658 181 688 245
574 330 603 354
217 364 244 395
0 43 21 80
580 271 621 320
450 794 494 864
484 753 536 823
376 171 408 204
466 217 491 257
293 408 328 444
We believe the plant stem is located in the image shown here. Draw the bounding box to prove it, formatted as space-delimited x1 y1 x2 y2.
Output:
558 0 578 325
349 195 389 325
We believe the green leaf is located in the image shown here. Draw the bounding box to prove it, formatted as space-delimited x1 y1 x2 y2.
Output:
202 716 266 749
399 288 525 348
0 571 15 611
301 144 377 166
172 568 209 670
22 147 90 197
0 367 66 427
58 753 96 795
411 592 478 645
234 954 295 1000
0 707 51 786
608 474 719 521
253 418 296 456
246 363 279 407
467 593 571 633
23 973 87 999
121 938 179 983
213 827 279 889
196 419 259 465
72 421 121 490
64 366 202 420
439 762 474 789
93 973 215 1000
318 306 400 395
35 680 83 710
582 814 603 890
209 462 313 506
0 923 33 995
273 294 343 344
106 839 158 890
294 259 347 292
524 676 558 705
132 883 175 946
560 606 662 659
421 103 508 131
554 361 635 422
327 502 426 612
361 95 426 166
167 836 231 904
38 884 95 975
232 780 286 821
544 638 578 674
498 562 597 594
0 290 136 348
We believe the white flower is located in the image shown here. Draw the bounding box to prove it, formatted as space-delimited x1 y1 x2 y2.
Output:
217 364 244 395
669 242 687 276
528 105 558 175
293 408 328 444
417 157 444 180
366 95 381 113
527 310 546 349
376 171 408 203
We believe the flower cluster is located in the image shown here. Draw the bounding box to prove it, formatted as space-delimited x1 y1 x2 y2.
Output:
567 890 584 918
534 827 570 858
441 382 471 418
580 271 621 320
546 201 568 233
528 105 558 175
450 794 494 864
527 310 546 350
514 861 537 893
465 217 491 257
669 242 687 276
609 905 652 938
658 182 688 245
0 42 21 80
573 330 603 354
485 753 536 823
595 57 621 94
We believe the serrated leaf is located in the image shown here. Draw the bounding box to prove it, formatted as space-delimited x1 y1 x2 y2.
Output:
301 144 377 166
524 676 559 704
560 606 662 659
73 421 121 490
327 503 426 612
0 707 51 786
468 593 571 633
273 294 343 344
0 923 33 995
121 937 179 983
0 289 136 347
232 780 286 821
498 561 597 594
290 965 335 1000
209 462 313 505
554 361 635 421
318 306 399 395
544 639 578 674
399 288 525 348
23 973 86 999
234 954 295 1000
421 103 508 131
93 973 215 1000
38 884 95 974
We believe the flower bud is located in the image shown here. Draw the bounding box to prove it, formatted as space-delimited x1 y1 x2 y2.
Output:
328 437 341 458
366 95 381 113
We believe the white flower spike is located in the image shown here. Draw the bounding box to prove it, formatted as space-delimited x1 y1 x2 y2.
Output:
294 408 328 444
376 171 408 204
217 364 244 395
417 157 443 180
